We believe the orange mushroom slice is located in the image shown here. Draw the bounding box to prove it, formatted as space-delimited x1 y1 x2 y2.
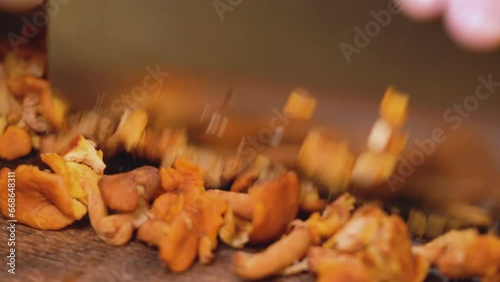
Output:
0 165 87 230
61 135 106 175
380 86 409 129
350 151 398 187
298 129 355 195
283 88 316 120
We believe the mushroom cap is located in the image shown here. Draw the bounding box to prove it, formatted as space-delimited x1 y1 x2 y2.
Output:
248 171 300 244
0 165 87 230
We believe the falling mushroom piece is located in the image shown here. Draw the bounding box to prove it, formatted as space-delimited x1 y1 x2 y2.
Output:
298 129 354 196
380 86 409 129
367 118 393 153
350 151 398 187
283 88 316 120
105 109 148 155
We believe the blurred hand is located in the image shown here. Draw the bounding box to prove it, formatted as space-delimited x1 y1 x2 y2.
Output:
397 0 500 51
0 0 43 13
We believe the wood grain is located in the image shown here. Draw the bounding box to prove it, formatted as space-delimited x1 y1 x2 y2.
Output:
0 217 315 282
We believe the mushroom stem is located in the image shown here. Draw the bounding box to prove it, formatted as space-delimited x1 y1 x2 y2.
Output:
207 190 253 220
232 222 313 280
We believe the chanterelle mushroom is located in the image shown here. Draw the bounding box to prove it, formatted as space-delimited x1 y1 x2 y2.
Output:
104 109 148 155
0 166 87 230
0 125 32 160
61 135 106 174
209 170 301 246
41 135 148 245
99 166 161 213
248 171 300 244
232 220 316 280
318 205 428 282
414 229 500 280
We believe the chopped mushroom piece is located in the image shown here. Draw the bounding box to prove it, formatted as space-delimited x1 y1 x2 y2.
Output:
380 86 409 129
233 221 316 280
134 127 187 163
298 129 354 196
299 181 327 213
105 109 148 155
283 88 316 120
414 229 500 280
350 151 398 187
367 118 393 153
0 166 87 230
159 210 201 273
0 125 32 160
62 135 106 174
98 166 161 213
